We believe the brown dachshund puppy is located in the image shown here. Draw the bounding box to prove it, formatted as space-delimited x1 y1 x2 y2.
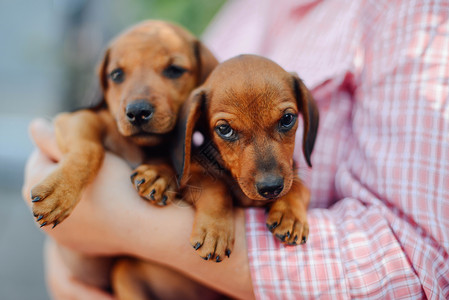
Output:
30 20 217 227
29 20 219 299
107 55 318 299
172 54 319 261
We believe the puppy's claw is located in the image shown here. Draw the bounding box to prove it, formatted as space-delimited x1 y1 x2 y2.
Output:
301 236 307 244
36 215 43 222
149 189 156 201
287 236 298 246
202 253 212 261
216 255 222 263
276 233 287 242
40 222 47 228
225 249 231 258
161 195 168 206
130 171 138 183
32 196 42 203
266 222 278 232
193 242 201 250
52 221 59 229
135 179 145 188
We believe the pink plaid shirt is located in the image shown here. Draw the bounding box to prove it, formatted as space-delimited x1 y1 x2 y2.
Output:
204 0 449 299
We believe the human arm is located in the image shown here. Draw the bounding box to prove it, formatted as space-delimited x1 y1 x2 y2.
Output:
23 119 255 299
44 239 116 300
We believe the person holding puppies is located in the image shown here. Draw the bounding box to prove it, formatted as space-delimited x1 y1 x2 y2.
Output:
23 0 449 299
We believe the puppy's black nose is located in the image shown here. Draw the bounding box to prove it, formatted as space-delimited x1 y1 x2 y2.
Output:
256 176 284 199
126 100 154 126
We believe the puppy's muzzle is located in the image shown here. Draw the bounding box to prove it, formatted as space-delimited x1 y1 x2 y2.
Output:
256 175 284 199
126 100 154 127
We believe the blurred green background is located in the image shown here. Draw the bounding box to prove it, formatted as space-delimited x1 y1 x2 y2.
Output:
0 1 224 299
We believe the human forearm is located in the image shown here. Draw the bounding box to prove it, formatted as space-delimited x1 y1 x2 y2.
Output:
120 205 253 299
22 119 254 299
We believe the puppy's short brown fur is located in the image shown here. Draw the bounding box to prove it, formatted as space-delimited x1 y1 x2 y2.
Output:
173 54 319 261
30 20 217 227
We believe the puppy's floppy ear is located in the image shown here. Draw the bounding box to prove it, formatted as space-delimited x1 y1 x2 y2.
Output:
172 88 207 186
193 41 218 84
98 48 110 93
86 48 110 110
291 73 319 167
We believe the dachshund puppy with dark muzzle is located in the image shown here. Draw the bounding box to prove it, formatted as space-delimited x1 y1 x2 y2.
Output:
172 54 319 262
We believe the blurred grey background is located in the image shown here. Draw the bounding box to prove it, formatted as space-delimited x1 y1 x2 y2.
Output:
0 0 224 299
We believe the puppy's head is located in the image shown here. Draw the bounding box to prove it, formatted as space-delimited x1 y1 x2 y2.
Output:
175 55 319 201
97 20 217 146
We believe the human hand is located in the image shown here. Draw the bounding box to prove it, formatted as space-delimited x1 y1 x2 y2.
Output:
22 118 143 255
22 118 254 299
44 238 116 300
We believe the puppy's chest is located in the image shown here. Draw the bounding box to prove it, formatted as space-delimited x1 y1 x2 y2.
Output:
103 133 145 167
192 141 269 208
103 134 171 169
98 110 170 167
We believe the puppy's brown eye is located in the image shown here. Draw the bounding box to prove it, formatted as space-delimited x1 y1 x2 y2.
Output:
162 65 187 79
215 123 237 141
109 68 125 83
279 113 297 132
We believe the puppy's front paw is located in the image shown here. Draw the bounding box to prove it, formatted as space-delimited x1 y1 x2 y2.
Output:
266 201 309 245
190 213 234 262
131 164 177 206
31 172 80 228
